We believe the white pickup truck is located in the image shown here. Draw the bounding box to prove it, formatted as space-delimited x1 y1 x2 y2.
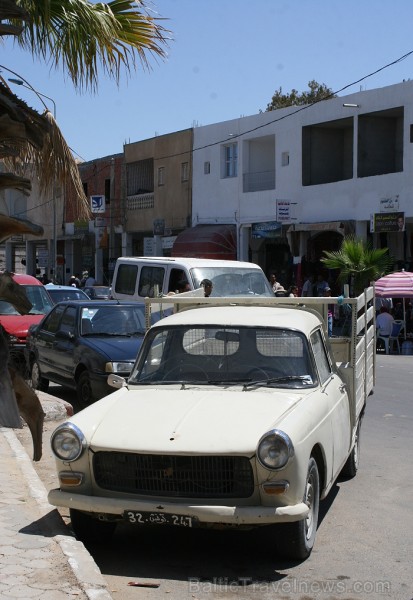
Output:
48 287 375 560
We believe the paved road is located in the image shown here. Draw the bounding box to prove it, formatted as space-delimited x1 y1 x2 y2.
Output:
19 355 413 600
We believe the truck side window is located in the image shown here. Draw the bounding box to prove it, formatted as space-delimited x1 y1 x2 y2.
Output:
169 269 188 293
138 266 165 297
311 329 332 384
115 264 138 295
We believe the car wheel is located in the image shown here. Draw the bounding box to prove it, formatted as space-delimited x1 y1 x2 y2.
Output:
341 420 361 479
76 370 94 406
278 457 320 560
69 509 116 544
31 359 49 392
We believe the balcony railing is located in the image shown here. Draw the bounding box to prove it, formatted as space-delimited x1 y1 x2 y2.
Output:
126 193 154 210
243 170 275 193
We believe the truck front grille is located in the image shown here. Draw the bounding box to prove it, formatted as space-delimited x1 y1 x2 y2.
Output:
93 452 254 498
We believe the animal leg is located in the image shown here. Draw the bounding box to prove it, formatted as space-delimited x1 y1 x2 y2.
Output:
8 366 45 462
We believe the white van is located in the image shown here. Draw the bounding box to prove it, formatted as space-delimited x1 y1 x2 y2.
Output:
111 257 273 299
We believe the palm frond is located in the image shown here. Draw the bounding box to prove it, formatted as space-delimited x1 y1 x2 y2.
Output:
13 0 170 91
321 235 393 295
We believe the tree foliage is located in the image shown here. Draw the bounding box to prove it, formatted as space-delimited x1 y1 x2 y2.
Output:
321 236 393 296
10 0 170 92
265 80 336 111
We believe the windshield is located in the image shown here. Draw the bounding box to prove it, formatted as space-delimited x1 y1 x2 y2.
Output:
190 267 273 297
80 305 147 336
129 325 316 389
24 285 54 314
48 289 88 303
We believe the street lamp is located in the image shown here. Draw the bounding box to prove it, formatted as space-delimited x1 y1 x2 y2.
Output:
8 77 56 118
7 75 58 281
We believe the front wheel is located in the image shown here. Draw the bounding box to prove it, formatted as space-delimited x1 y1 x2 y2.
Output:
31 359 49 392
70 509 116 544
76 371 94 406
278 457 320 560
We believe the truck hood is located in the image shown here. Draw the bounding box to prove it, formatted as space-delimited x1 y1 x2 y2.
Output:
84 387 305 454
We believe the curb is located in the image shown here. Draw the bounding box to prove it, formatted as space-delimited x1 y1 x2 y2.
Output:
3 389 114 599
3 427 113 600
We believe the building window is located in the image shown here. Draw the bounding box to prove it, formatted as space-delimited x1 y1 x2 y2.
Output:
204 161 210 174
281 152 290 166
83 182 88 196
223 143 238 178
105 178 111 203
157 166 165 186
181 162 189 182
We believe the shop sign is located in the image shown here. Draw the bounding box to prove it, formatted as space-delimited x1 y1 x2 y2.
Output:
251 221 282 239
371 212 405 233
276 199 297 223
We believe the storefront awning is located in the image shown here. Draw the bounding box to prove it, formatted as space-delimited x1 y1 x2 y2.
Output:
287 221 345 233
171 224 237 260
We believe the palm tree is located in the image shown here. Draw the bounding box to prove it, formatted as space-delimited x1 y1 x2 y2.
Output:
1 0 169 219
321 235 393 296
13 0 169 92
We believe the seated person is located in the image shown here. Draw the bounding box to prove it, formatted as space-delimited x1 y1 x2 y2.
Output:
376 306 394 336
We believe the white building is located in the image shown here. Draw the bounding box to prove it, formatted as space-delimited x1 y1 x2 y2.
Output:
188 81 412 286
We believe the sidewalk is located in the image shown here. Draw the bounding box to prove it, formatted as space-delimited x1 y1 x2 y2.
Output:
0 393 113 599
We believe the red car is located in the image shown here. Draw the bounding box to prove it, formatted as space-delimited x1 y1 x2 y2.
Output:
0 273 54 373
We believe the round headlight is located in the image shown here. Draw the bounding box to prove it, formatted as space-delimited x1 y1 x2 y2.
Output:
50 423 86 462
257 429 294 470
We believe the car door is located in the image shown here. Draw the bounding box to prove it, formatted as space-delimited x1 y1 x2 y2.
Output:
52 305 78 383
311 329 351 480
34 305 66 379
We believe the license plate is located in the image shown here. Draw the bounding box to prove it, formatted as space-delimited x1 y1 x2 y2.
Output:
123 510 197 528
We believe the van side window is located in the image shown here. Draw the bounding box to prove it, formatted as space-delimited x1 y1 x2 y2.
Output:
169 269 188 293
139 266 165 297
115 264 138 295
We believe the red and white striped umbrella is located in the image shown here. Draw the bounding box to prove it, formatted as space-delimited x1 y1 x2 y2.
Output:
375 270 413 298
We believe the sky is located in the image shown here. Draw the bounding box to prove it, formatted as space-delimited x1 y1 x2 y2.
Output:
2 0 413 163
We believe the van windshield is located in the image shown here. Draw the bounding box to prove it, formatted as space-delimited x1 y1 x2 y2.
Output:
190 268 273 297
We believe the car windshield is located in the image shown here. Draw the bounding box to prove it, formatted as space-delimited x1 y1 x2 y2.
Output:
129 325 316 389
48 289 88 303
24 285 54 314
80 305 147 336
190 267 273 297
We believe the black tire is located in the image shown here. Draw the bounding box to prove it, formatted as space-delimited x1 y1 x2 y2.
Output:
341 421 361 479
70 509 116 544
278 457 320 560
31 359 49 392
76 370 94 406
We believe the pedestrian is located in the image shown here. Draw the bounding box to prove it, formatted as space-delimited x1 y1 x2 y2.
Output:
269 273 283 294
288 285 299 297
67 276 78 288
323 287 334 336
80 271 88 287
176 280 191 293
200 279 213 297
85 271 96 286
316 274 329 297
301 274 315 297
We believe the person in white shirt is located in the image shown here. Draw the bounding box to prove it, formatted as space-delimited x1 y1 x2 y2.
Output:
376 306 394 336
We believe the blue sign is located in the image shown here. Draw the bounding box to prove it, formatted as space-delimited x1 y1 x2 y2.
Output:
251 221 282 239
91 195 105 213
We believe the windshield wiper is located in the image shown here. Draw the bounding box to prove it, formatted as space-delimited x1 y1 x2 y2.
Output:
243 375 313 389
